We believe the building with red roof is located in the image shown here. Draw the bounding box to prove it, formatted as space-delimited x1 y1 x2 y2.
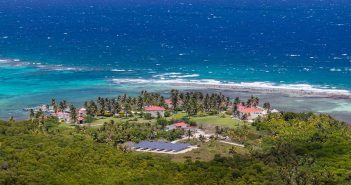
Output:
52 112 71 122
174 121 187 127
165 99 173 107
78 108 87 115
144 106 165 118
166 121 194 131
77 116 85 124
236 104 267 121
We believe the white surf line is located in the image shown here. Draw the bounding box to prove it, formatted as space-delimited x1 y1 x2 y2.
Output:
111 78 351 99
219 140 245 147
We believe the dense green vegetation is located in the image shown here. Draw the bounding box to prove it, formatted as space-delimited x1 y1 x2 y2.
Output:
1 112 351 184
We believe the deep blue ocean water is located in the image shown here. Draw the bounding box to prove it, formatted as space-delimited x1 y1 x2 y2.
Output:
1 0 351 120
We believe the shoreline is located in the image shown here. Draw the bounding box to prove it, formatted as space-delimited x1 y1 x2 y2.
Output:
173 82 351 99
112 79 351 99
1 85 351 123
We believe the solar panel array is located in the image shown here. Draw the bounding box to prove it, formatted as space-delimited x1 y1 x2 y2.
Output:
133 141 191 152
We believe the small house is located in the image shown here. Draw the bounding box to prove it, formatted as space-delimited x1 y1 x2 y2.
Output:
53 112 71 123
144 106 165 118
236 104 267 120
166 121 194 131
77 116 85 124
78 107 87 116
165 99 173 108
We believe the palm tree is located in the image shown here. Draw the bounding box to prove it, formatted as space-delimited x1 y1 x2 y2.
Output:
137 96 144 111
113 101 121 115
171 89 179 110
51 99 57 112
123 103 131 117
186 129 193 139
89 100 98 116
215 126 222 135
84 101 89 108
253 96 259 107
203 94 210 111
62 100 68 109
234 97 240 105
189 95 198 116
36 109 44 119
69 104 77 123
29 109 35 119
106 99 112 113
199 134 206 143
263 102 271 112
241 113 249 121
53 104 58 113
97 97 105 115
233 104 239 117
8 116 15 123
159 96 165 107
59 101 66 112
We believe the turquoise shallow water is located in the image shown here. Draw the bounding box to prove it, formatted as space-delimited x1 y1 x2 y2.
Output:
1 0 351 121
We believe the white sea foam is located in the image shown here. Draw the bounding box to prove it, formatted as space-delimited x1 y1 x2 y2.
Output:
111 69 126 72
111 78 351 98
0 58 85 71
330 68 342 72
153 72 199 79
287 54 301 57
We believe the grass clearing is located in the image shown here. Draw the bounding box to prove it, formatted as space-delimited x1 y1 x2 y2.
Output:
169 112 244 128
90 116 156 127
158 140 249 162
190 115 243 128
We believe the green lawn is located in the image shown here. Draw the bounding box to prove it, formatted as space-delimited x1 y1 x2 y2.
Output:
90 112 244 128
169 112 243 128
190 115 243 128
159 140 249 162
90 116 156 127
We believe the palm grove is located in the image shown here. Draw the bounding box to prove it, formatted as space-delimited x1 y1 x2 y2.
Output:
50 90 270 121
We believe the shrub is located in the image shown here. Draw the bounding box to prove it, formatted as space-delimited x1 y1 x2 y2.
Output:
164 111 171 117
104 112 113 117
189 121 197 127
144 113 152 120
208 110 218 115
85 115 96 123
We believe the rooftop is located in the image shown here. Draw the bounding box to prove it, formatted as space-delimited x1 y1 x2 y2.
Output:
174 121 187 127
144 106 165 111
133 141 191 152
165 99 172 104
237 104 263 113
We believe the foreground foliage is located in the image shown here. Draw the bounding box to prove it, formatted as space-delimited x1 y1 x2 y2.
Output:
0 113 351 184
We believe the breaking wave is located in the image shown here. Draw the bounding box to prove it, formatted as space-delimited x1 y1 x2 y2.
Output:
111 78 351 98
0 58 88 71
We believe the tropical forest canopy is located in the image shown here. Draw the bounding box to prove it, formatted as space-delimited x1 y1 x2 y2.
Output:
0 112 351 184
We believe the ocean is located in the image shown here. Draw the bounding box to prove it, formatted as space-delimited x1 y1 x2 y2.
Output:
1 0 351 121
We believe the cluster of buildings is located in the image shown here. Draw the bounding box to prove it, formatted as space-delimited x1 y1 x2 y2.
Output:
27 96 278 125
25 104 87 124
143 100 278 122
52 107 87 124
